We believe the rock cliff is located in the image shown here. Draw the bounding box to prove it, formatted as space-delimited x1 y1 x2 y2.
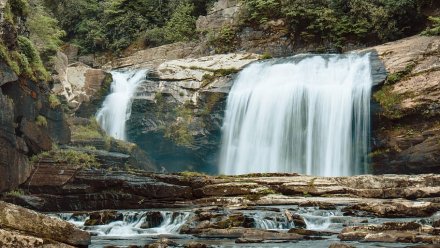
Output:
370 35 440 174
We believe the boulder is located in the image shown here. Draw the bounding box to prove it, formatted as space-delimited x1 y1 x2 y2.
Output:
141 211 164 228
53 61 112 114
0 201 90 246
84 210 124 226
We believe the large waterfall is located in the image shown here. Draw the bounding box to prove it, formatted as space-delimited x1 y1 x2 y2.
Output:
219 54 372 176
96 70 147 140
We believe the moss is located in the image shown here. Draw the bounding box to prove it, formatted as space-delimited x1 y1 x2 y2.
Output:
373 85 405 119
386 63 416 84
179 171 208 177
5 189 25 197
71 118 103 141
17 36 49 81
31 148 100 168
35 115 48 127
48 94 61 109
164 102 195 147
260 52 273 60
0 43 20 75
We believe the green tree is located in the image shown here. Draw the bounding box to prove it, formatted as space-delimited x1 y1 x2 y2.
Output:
163 2 197 43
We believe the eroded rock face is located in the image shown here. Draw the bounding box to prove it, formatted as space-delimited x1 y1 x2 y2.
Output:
128 53 261 173
52 57 112 114
0 201 90 247
371 35 440 174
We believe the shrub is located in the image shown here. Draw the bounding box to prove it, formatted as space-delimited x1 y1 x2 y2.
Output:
421 16 440 36
31 148 100 168
207 26 238 53
17 36 50 81
48 94 61 109
35 115 48 127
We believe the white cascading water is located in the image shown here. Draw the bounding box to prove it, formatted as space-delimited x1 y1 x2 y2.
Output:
96 70 147 140
219 54 372 176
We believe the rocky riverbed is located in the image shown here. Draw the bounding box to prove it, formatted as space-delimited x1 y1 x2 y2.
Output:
2 170 440 247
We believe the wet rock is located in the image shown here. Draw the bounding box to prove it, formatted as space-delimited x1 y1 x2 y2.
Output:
343 201 438 218
433 219 440 228
141 211 164 228
338 222 440 244
235 238 264 243
184 241 209 248
146 237 178 248
298 201 337 210
84 210 123 226
288 228 335 236
0 201 90 246
285 210 306 229
328 243 355 248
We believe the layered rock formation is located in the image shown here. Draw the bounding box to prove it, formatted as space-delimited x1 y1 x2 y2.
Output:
3 171 440 246
370 35 440 174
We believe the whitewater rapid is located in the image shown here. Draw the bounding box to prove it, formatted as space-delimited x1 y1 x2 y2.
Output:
96 70 147 140
219 54 372 176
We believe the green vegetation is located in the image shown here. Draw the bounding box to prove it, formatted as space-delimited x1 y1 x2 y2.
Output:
242 0 434 50
71 118 103 140
164 102 194 147
48 94 61 109
5 189 25 197
421 16 440 36
373 85 405 119
31 148 100 168
179 171 208 177
27 0 65 62
35 115 48 127
42 0 215 53
207 26 238 53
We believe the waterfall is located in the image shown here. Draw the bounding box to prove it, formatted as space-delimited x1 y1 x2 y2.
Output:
96 70 147 140
219 54 372 176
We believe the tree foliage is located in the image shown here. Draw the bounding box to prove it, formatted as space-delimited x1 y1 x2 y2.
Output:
42 0 215 54
242 0 435 50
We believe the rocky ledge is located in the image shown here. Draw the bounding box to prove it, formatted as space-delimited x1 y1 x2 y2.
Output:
0 201 90 247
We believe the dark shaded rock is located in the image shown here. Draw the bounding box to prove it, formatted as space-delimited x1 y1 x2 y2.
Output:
84 210 123 226
141 211 164 228
0 62 18 86
288 228 335 236
433 219 440 228
19 118 52 154
0 89 31 192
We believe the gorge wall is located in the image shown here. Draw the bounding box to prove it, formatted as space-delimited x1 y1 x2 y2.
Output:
0 0 70 192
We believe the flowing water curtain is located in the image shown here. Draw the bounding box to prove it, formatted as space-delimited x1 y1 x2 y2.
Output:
219 54 372 176
96 70 148 140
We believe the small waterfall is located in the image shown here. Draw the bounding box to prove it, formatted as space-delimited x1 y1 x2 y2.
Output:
219 54 372 176
53 211 191 237
96 70 147 140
